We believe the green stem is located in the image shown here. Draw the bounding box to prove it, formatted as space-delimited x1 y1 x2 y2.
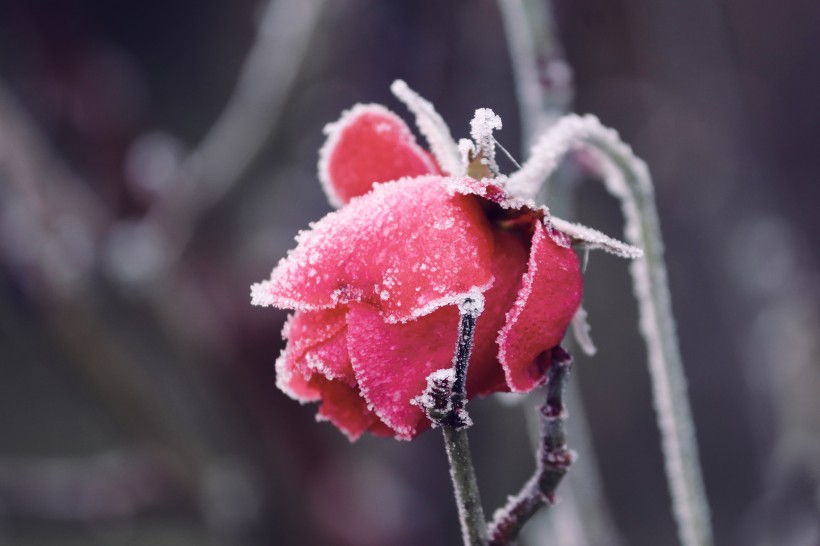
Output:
419 296 488 545
443 426 489 546
507 115 714 546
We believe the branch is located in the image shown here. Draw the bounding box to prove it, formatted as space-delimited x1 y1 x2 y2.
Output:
130 0 327 279
488 346 575 545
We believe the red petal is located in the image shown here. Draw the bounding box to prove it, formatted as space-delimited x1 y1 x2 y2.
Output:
319 104 438 206
285 308 347 362
276 309 354 399
303 328 356 385
252 177 494 323
315 380 379 441
467 229 530 396
497 221 582 392
275 347 321 403
346 302 459 439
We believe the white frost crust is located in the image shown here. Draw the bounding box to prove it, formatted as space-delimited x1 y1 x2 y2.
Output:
250 279 335 311
469 108 503 174
317 102 437 209
551 216 643 259
570 305 597 356
458 288 485 318
411 368 455 413
396 279 494 324
390 80 462 176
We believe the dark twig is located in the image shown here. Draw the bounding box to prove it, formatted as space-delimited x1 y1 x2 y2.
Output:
488 346 575 545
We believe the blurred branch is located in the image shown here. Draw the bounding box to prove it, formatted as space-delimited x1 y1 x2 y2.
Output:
0 82 108 292
141 0 328 271
497 0 573 149
0 449 188 521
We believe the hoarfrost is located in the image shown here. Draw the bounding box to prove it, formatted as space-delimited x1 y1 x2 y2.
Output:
458 289 485 318
551 216 643 259
458 138 475 172
570 305 597 356
469 108 503 175
412 368 456 412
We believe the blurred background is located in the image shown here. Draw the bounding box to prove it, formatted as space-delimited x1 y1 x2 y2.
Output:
1 0 819 544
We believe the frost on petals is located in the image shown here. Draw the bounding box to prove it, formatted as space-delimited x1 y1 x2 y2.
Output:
346 302 460 439
251 176 495 323
318 104 438 207
498 222 582 392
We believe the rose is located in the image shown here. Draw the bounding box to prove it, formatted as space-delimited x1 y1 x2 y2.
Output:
251 99 583 440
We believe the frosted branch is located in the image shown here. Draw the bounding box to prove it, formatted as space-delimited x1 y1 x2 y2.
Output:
390 80 463 176
509 114 712 546
488 346 575 544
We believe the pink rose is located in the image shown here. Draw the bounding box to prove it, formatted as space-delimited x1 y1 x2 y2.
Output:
251 102 582 440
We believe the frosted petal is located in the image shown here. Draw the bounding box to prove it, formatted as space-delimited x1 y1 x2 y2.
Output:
275 347 321 403
498 221 582 392
347 302 458 439
252 176 494 323
467 230 530 396
318 104 438 207
303 329 356 385
285 308 347 363
276 309 355 399
315 380 380 442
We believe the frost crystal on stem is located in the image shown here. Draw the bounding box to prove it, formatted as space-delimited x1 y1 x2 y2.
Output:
469 108 503 176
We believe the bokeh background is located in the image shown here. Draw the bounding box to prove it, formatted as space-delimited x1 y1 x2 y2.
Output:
1 0 819 545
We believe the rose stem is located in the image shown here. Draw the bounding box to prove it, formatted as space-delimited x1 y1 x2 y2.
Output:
487 346 575 544
442 296 488 546
506 114 713 546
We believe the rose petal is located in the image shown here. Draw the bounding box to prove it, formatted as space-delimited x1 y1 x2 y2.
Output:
346 302 459 439
497 221 582 392
303 328 356 385
285 308 347 363
252 177 494 323
315 379 379 441
467 229 530 397
275 347 321 403
318 104 438 207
